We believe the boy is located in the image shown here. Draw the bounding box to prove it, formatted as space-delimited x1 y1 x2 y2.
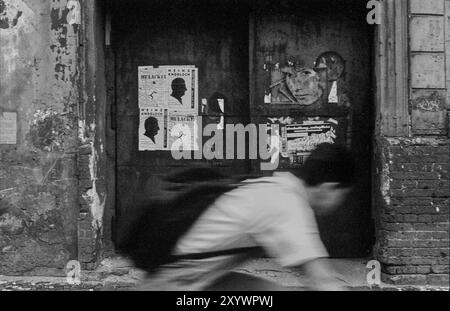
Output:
136 143 355 291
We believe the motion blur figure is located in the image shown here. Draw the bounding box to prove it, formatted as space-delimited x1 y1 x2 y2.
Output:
135 143 356 291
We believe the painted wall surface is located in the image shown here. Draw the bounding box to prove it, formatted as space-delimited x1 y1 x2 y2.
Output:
0 0 80 275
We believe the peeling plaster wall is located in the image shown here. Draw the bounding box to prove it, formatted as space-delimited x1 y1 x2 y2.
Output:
0 0 80 275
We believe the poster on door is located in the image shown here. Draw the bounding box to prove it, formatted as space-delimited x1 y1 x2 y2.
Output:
138 66 168 108
138 65 198 114
168 114 199 152
284 118 338 164
138 107 169 151
266 117 339 165
167 66 198 113
138 65 198 150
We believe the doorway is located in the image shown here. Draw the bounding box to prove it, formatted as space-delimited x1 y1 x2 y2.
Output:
105 0 375 258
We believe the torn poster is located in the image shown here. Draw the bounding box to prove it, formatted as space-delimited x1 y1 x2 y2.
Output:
284 118 338 164
168 114 199 151
267 117 338 165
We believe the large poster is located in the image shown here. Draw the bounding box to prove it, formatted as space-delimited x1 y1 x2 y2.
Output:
138 65 198 151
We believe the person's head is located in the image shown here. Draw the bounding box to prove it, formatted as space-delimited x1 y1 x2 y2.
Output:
144 117 160 143
171 78 187 101
295 143 356 216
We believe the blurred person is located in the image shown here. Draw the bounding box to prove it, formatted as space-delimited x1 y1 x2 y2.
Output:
130 143 355 291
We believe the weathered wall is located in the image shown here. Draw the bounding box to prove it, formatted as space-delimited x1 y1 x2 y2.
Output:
0 0 81 275
375 0 450 286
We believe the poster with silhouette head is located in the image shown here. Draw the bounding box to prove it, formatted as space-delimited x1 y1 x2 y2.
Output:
137 65 198 151
139 108 168 150
138 65 198 114
167 66 197 113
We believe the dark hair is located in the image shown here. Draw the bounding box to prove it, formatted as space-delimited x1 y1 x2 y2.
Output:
295 143 356 187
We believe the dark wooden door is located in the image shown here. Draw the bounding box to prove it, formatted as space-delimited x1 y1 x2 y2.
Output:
250 0 374 257
108 0 374 258
109 0 251 226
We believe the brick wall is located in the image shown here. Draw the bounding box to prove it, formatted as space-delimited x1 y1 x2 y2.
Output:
376 138 449 285
375 0 450 286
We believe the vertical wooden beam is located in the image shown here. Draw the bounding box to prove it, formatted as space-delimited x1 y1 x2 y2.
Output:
376 0 410 137
249 11 256 115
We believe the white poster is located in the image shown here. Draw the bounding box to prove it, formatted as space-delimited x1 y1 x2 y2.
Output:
138 65 199 150
138 107 169 151
167 66 198 114
138 66 168 108
138 65 198 114
168 114 199 151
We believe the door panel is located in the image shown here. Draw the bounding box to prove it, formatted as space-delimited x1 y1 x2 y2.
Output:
111 1 250 220
109 0 374 257
251 1 374 257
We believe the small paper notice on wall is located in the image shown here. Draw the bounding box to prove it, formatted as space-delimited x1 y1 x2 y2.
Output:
0 112 17 145
328 81 338 103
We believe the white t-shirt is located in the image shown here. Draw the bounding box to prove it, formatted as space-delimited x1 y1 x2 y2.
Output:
136 172 328 291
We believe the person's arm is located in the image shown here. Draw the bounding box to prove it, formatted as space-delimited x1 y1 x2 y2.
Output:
294 258 347 291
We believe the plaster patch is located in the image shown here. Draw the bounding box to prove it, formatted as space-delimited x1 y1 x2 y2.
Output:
29 109 69 152
0 213 23 233
381 149 392 206
81 142 106 230
0 0 35 32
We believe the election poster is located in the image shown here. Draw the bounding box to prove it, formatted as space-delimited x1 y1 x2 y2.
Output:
167 66 198 114
168 114 199 152
138 66 168 108
138 65 199 151
138 107 169 151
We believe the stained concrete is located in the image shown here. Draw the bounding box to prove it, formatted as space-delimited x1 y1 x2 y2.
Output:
1 258 447 291
0 0 80 275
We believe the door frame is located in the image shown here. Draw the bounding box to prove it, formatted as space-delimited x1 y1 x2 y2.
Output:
79 0 409 263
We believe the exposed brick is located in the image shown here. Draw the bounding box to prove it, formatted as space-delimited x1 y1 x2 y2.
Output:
390 189 448 198
427 274 449 286
412 239 450 248
382 274 427 285
390 172 441 180
385 239 413 248
414 222 449 231
431 265 450 274
415 248 449 257
416 266 432 274
390 180 418 189
383 265 416 274
378 256 439 266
